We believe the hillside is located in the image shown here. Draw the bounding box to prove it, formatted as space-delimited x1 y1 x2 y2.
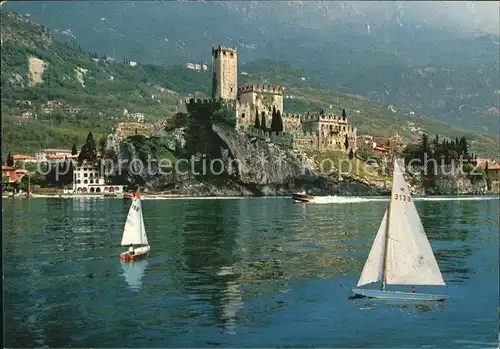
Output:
4 1 499 136
1 10 498 159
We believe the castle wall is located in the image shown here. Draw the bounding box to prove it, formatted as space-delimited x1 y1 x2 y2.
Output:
114 122 154 141
281 113 301 133
246 127 293 147
293 132 318 152
237 84 284 120
235 101 252 132
212 45 237 100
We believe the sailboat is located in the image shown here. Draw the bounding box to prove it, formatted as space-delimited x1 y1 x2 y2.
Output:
120 188 150 262
352 158 447 301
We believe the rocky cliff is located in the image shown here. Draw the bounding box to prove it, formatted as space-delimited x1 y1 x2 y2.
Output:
103 123 393 196
103 119 490 196
407 167 488 195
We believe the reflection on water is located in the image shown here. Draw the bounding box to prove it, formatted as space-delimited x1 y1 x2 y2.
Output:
355 299 446 314
3 197 499 348
121 260 149 291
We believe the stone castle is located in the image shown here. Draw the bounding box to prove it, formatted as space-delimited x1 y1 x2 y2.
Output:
178 44 357 152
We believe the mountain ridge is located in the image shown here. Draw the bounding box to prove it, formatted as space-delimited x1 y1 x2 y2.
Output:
1 8 498 159
4 1 499 136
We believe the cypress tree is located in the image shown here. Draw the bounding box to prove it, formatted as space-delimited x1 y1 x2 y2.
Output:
78 131 97 165
6 152 14 167
344 134 349 150
260 112 267 131
71 143 78 155
271 106 278 132
342 108 347 118
254 109 260 128
276 110 283 132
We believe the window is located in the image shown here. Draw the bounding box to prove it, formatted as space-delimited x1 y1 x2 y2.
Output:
84 173 88 177
77 180 81 184
241 113 245 118
84 179 88 184
90 179 94 184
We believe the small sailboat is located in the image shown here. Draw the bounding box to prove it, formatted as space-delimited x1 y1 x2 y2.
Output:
120 188 150 262
352 158 447 301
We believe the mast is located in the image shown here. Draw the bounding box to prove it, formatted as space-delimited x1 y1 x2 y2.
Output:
381 156 396 291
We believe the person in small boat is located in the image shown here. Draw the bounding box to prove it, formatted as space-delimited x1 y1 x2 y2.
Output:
411 286 416 293
128 245 135 255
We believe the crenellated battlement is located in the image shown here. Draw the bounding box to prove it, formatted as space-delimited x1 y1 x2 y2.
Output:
281 113 301 119
299 112 348 122
238 83 285 95
212 44 237 57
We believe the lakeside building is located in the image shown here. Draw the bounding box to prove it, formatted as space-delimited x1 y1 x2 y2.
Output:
72 163 125 194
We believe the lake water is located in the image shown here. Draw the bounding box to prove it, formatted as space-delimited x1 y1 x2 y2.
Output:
3 196 499 348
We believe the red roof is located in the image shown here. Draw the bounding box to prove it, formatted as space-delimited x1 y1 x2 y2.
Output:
15 115 28 120
13 155 36 160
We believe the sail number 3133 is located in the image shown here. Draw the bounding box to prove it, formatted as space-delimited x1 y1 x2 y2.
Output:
394 194 411 202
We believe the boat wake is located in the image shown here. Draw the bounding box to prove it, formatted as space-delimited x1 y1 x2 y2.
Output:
414 196 498 201
305 195 497 204
308 196 381 204
142 196 245 200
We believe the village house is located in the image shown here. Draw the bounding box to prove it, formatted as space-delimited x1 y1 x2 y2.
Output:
485 162 500 193
12 155 37 164
35 149 77 163
2 166 29 184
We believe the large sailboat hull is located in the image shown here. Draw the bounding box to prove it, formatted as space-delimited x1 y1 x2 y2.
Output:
352 288 447 301
120 245 150 262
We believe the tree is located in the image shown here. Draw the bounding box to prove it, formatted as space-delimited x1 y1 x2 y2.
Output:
6 152 14 167
276 110 283 132
348 149 354 160
260 112 267 131
422 133 429 155
71 143 78 155
342 108 347 119
344 134 349 150
98 136 106 153
254 109 260 129
270 106 278 132
78 131 97 165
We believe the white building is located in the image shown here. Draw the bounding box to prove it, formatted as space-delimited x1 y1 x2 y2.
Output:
36 148 73 162
72 163 125 194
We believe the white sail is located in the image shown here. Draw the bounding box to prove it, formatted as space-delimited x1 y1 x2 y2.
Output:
356 210 388 287
120 197 148 246
139 204 148 246
385 160 445 286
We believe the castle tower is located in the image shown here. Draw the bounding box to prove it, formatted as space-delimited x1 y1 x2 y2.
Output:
211 44 238 100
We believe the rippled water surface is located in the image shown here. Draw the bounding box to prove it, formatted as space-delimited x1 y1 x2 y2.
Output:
3 196 499 348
